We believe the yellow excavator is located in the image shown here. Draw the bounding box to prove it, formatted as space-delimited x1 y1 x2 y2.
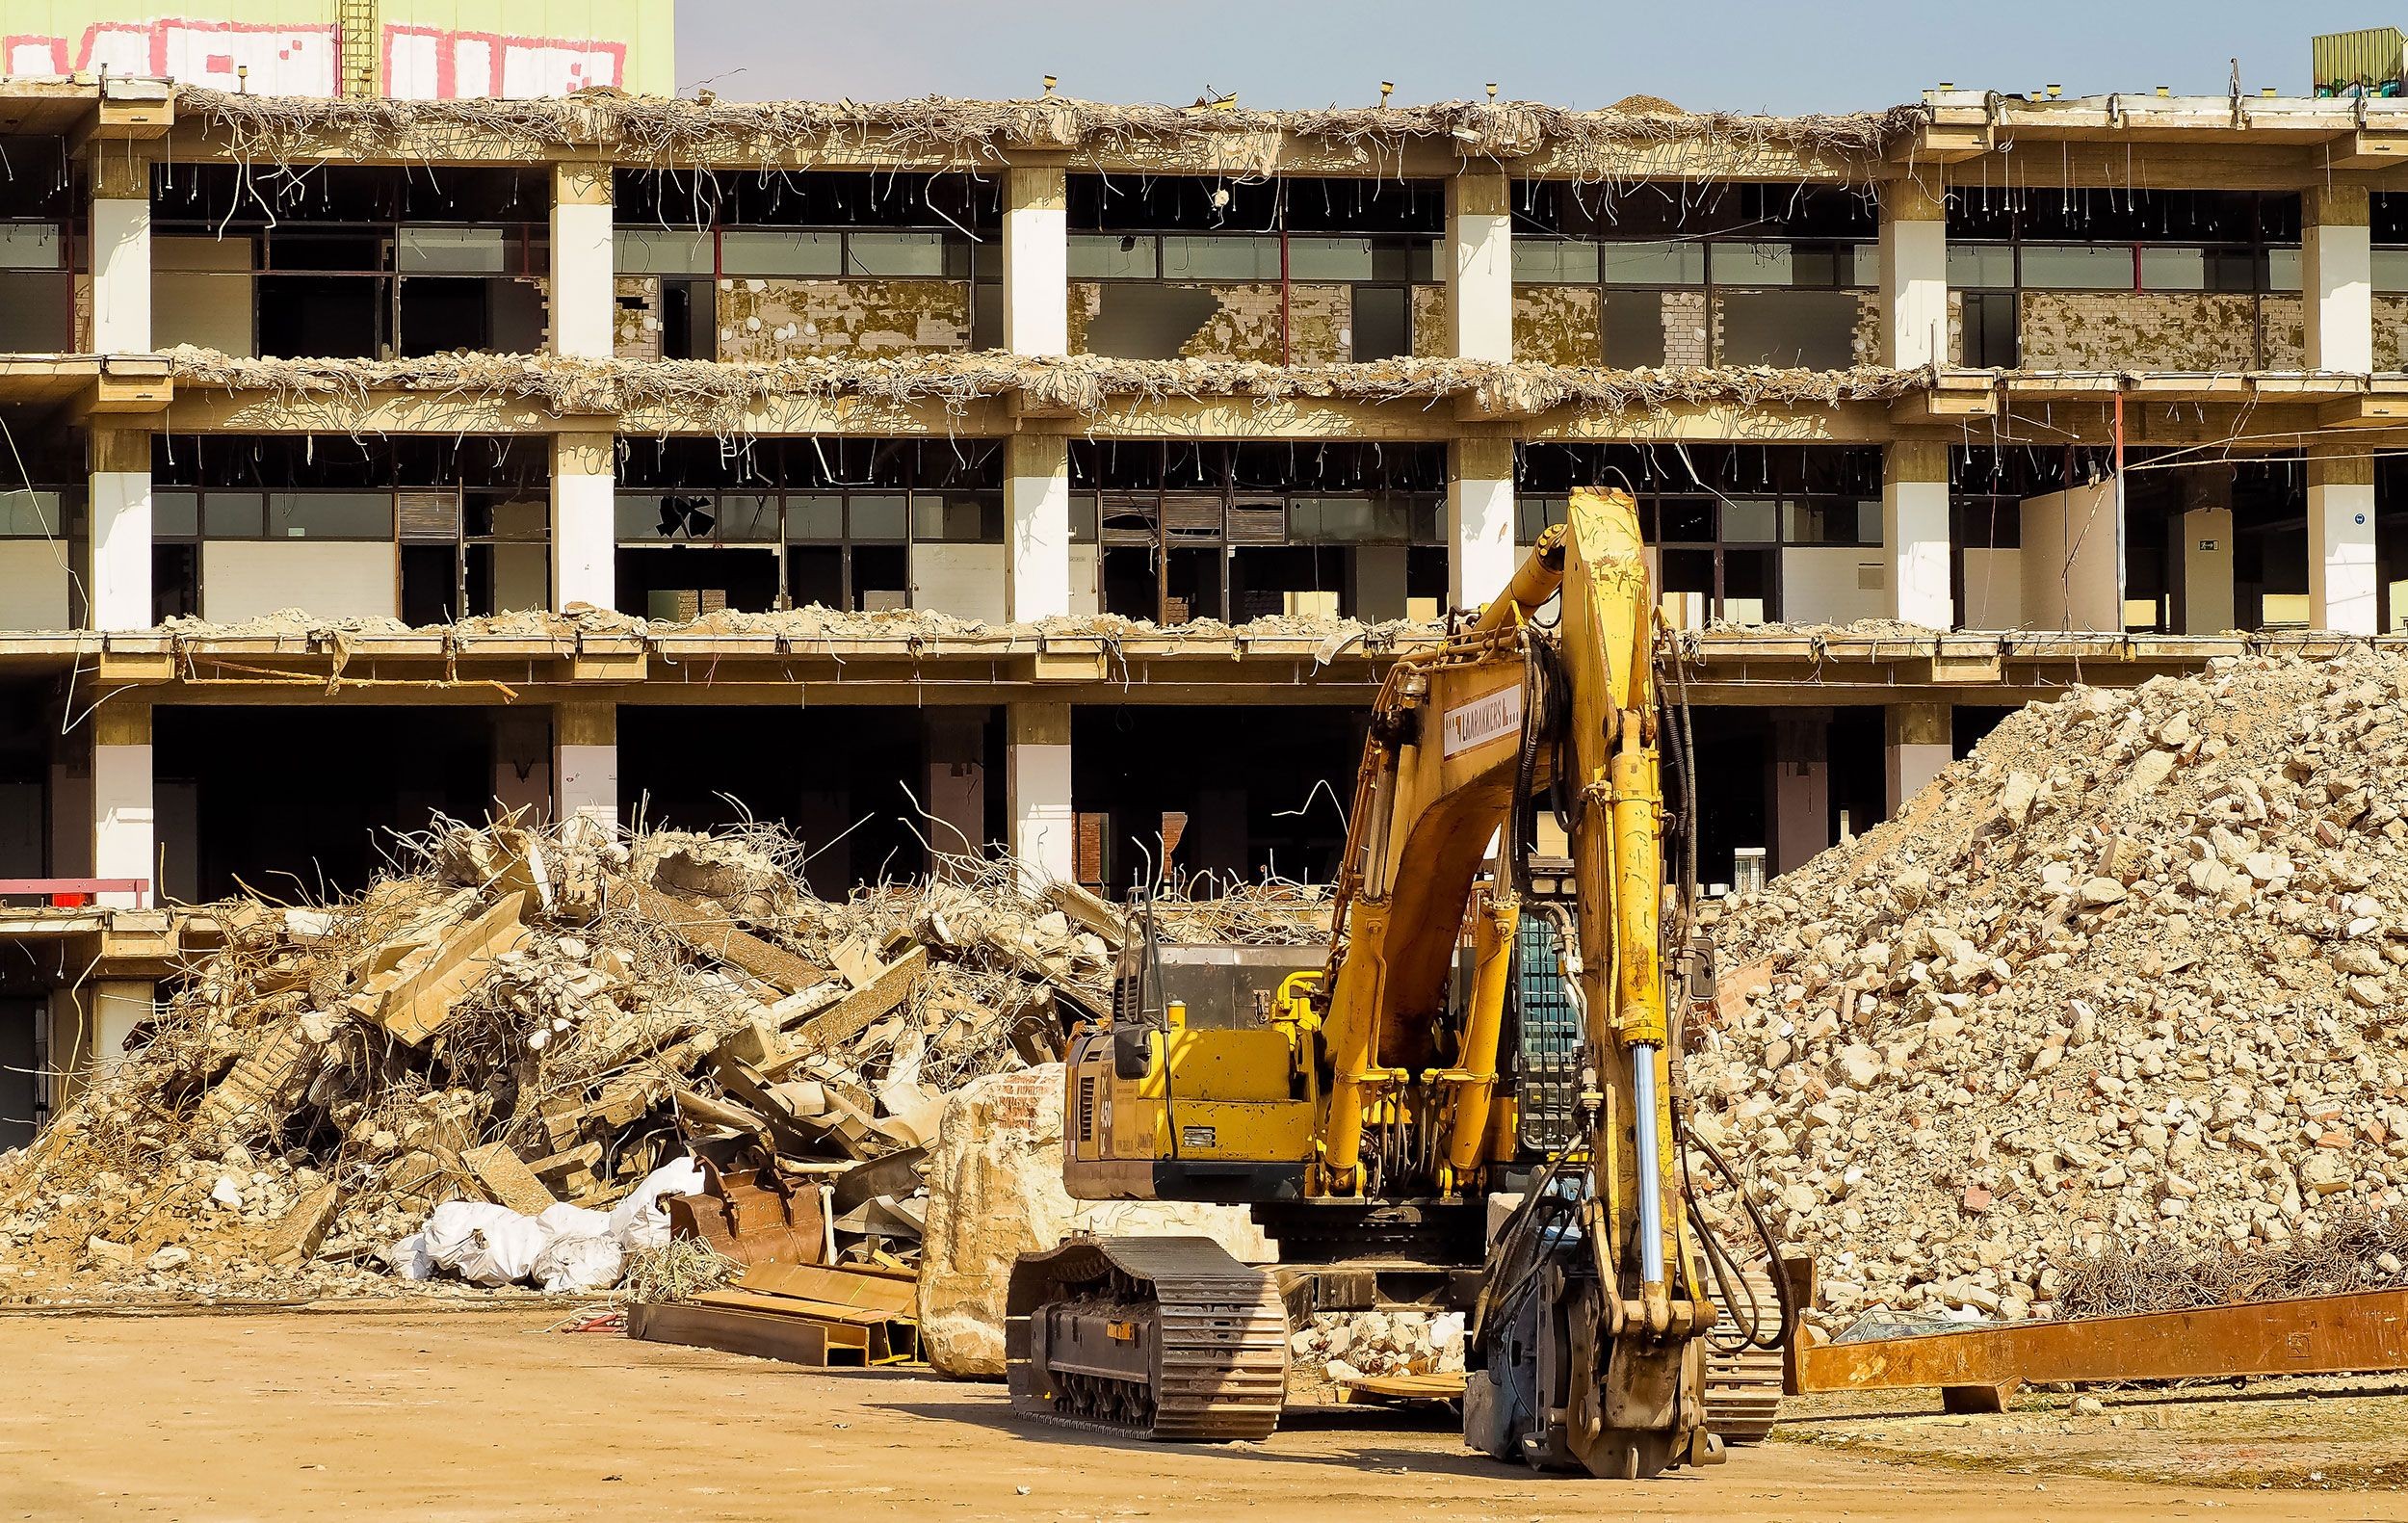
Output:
1006 487 1793 1479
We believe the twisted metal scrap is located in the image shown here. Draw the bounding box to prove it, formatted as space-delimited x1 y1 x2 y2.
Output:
2055 1210 2408 1318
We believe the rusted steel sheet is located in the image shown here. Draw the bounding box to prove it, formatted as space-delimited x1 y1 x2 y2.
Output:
1793 1288 2408 1394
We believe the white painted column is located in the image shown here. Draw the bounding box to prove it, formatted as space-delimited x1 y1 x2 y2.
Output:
2304 184 2373 374
1449 435 1517 612
1882 440 1954 629
88 426 151 631
2309 449 2379 635
1878 178 1948 368
1008 701 1074 888
554 701 617 828
550 162 615 358
1447 170 1513 362
1884 701 1951 817
551 431 615 612
89 152 151 353
1004 167 1068 356
92 702 153 907
1007 433 1072 620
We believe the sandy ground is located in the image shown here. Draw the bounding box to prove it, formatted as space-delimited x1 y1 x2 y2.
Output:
4 1306 2406 1522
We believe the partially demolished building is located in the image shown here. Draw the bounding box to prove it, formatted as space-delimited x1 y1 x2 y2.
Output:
3 77 2407 1142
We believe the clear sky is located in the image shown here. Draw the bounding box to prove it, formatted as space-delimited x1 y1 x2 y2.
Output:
673 2 2351 113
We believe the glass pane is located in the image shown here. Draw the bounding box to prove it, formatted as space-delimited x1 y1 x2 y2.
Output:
2138 247 2208 291
912 495 997 542
1850 244 1882 287
0 490 61 538
1513 239 1601 284
397 226 507 274
153 489 200 538
1721 498 1778 543
784 492 843 541
1161 234 1278 280
266 491 391 539
846 231 948 277
1784 499 1876 545
0 224 63 271
719 229 842 276
2265 247 2303 293
1947 244 2016 288
1291 496 1377 541
2376 249 2408 295
618 490 714 540
1658 499 1714 542
2021 244 2133 289
720 492 780 542
1069 233 1157 279
1714 243 1796 286
1285 236 1374 281
1601 240 1703 286
848 493 907 541
615 227 716 276
204 493 265 538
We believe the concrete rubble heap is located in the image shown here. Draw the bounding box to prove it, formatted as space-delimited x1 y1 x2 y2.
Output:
0 818 1323 1305
1693 653 2408 1331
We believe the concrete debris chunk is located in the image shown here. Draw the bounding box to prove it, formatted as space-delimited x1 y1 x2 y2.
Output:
1699 653 2408 1335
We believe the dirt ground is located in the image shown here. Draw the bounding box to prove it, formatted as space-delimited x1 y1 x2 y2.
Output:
5 1306 2406 1522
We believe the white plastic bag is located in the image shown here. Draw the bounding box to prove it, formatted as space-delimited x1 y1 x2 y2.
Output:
455 1212 548 1287
421 1201 523 1271
607 1157 707 1250
533 1233 625 1294
537 1202 613 1242
380 1232 435 1282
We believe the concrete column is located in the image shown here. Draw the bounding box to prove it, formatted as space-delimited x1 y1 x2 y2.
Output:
2171 467 2236 636
1449 435 1517 612
92 699 152 907
1004 167 1068 356
550 162 615 359
924 708 989 857
2309 448 2379 635
88 149 150 353
1446 170 1513 361
1006 433 1071 620
1008 701 1074 888
1878 178 1949 368
88 426 151 632
1884 701 1951 817
554 700 617 828
1771 710 1831 876
2304 183 2373 374
552 431 615 613
1882 440 1953 629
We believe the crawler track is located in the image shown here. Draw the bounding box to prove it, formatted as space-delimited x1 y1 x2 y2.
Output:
1008 1235 1290 1443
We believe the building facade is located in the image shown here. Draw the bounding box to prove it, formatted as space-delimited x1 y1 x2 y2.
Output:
3 78 2407 1142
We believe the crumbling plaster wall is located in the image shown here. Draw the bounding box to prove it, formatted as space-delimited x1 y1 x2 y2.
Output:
615 276 662 360
718 277 970 361
2375 296 2408 370
1509 283 1601 365
2018 291 2262 371
1067 280 1350 362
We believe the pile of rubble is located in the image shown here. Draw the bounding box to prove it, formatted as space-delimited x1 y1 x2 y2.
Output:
0 817 1313 1307
1692 653 2408 1330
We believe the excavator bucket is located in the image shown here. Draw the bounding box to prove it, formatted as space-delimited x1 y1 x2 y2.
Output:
666 1160 826 1269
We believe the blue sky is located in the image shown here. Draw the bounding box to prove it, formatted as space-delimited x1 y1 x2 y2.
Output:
675 2 2351 112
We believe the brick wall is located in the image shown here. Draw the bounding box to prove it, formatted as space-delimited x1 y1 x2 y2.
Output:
716 277 970 362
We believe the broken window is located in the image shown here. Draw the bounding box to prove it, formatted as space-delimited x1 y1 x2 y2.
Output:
150 165 548 359
1070 441 1444 623
0 137 71 353
615 171 1001 361
152 433 546 624
1946 189 2301 367
614 437 1002 618
1067 176 1442 362
1513 182 1875 367
1517 444 1883 626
